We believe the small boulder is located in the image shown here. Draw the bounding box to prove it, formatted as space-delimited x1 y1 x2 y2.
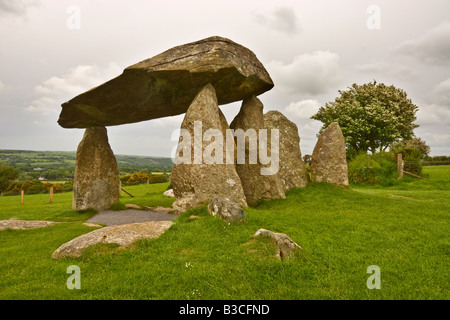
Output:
311 122 349 186
253 228 302 260
208 197 246 223
0 220 58 230
52 221 174 259
163 189 175 198
125 204 142 210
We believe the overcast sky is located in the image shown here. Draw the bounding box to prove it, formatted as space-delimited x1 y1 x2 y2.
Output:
0 0 449 158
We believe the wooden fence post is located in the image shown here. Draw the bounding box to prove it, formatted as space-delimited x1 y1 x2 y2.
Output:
397 153 404 179
147 179 149 194
119 181 122 197
21 190 24 204
50 186 54 203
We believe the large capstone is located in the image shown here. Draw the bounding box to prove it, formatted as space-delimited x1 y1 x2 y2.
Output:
311 122 349 187
72 126 120 211
230 96 285 206
58 36 274 128
263 110 309 190
171 84 247 213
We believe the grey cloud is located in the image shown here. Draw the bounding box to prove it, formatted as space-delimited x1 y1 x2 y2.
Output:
393 21 450 65
357 61 418 79
432 77 450 105
0 0 38 16
284 99 321 121
266 51 342 96
26 63 122 116
255 7 301 35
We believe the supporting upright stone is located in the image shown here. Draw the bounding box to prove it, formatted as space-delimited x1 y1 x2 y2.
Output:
263 110 309 190
311 122 349 187
72 126 120 211
171 84 247 213
230 96 285 206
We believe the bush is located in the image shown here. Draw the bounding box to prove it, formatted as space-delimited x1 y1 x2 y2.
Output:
397 147 422 175
1 179 73 196
348 153 379 184
126 172 151 185
3 181 23 196
122 172 169 186
348 152 397 185
120 174 132 184
21 180 45 194
0 164 19 193
148 174 169 184
62 180 74 192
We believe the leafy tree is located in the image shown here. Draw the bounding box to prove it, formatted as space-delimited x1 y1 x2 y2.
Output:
390 137 430 159
0 164 19 193
311 81 419 155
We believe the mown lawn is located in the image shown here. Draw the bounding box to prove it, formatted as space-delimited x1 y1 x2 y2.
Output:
0 167 448 300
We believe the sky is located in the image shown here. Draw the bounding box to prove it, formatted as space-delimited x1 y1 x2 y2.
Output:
0 0 449 158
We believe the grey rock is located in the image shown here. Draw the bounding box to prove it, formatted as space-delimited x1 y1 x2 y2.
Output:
0 219 58 230
163 189 175 198
58 36 274 128
253 228 302 260
263 110 309 190
72 126 120 211
52 221 174 259
171 84 247 213
208 197 246 222
230 96 285 206
311 122 349 186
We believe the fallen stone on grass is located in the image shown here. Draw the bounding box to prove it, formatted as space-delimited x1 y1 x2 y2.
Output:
208 197 246 223
125 204 142 210
52 221 174 259
0 220 59 230
82 222 103 228
253 228 302 260
142 206 174 214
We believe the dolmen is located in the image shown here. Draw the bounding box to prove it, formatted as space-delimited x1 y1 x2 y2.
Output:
58 36 313 213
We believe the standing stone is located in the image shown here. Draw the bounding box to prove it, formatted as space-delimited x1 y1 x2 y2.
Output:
311 122 349 186
73 126 120 211
171 84 247 213
230 96 285 206
263 110 309 190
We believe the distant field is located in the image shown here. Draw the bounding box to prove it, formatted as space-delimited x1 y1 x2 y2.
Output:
0 149 174 180
0 149 172 168
0 166 448 300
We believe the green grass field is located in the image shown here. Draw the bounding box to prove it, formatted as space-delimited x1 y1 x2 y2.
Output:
0 167 448 300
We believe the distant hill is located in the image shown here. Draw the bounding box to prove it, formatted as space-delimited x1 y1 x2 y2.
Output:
0 149 173 180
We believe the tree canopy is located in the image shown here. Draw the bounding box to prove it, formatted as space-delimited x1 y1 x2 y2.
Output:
390 137 430 159
311 81 419 155
0 164 19 193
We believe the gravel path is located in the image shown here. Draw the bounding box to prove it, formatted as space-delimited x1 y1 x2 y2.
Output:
87 209 178 226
